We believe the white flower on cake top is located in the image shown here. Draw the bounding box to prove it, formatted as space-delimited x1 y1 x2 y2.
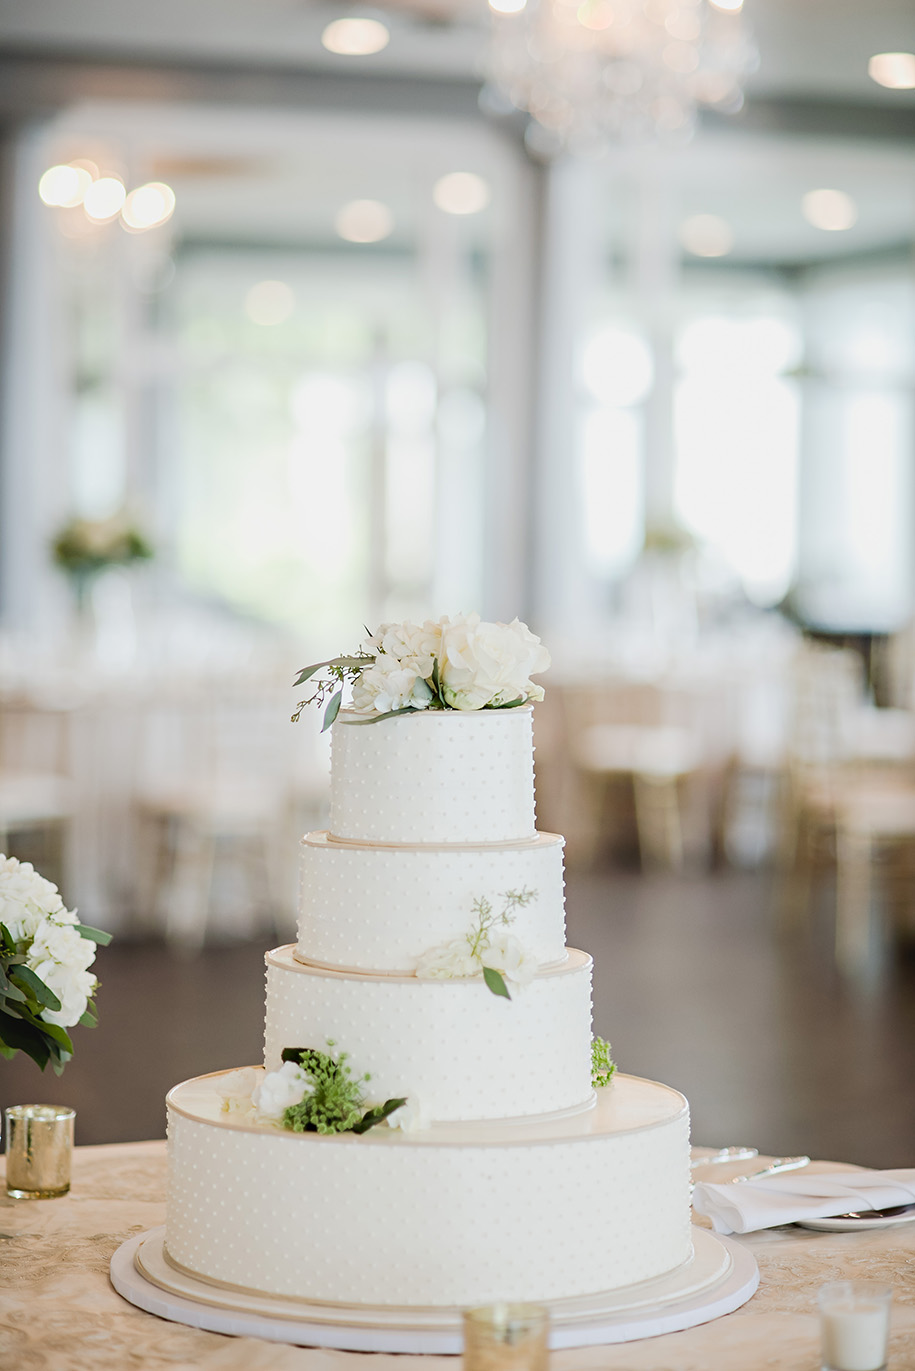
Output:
293 612 550 731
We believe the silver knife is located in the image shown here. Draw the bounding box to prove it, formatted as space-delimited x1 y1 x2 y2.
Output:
730 1155 811 1184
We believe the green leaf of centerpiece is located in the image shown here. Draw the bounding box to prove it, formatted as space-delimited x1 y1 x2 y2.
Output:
482 966 512 1000
351 1097 408 1133
73 923 113 946
9 964 62 1011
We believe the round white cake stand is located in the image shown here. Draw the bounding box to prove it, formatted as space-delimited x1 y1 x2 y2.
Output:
110 1226 758 1354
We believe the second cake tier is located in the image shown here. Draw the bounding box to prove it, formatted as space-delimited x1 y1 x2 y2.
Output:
296 831 566 973
264 945 594 1122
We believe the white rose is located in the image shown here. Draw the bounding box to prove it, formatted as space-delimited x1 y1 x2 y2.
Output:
439 614 550 711
32 960 97 1029
483 931 538 989
218 1067 260 1115
415 938 480 980
252 1061 313 1121
351 655 434 715
386 1095 429 1133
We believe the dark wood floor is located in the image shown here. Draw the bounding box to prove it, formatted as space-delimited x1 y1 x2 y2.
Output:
2 868 913 1168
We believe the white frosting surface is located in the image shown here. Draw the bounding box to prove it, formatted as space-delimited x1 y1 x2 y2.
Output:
166 1072 692 1307
328 707 536 845
297 831 566 972
264 945 593 1121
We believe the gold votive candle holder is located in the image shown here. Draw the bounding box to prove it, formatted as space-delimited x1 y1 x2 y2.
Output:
463 1303 549 1371
4 1104 75 1199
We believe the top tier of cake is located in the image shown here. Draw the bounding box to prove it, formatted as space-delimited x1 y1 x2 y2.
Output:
328 706 536 846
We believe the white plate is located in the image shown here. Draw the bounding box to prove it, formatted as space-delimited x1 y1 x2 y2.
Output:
797 1204 915 1232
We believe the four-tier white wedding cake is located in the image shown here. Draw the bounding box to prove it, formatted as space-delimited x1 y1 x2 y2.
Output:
165 617 692 1310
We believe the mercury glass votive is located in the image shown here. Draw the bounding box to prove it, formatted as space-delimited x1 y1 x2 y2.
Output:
4 1105 75 1199
818 1281 892 1371
463 1303 549 1371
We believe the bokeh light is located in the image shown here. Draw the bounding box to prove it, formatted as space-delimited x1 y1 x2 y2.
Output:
432 172 491 215
334 199 394 243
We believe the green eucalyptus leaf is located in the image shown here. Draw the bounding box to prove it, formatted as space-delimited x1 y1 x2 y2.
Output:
73 922 112 946
0 980 28 1005
489 697 525 710
352 1097 409 1134
294 655 373 687
343 707 419 726
0 922 16 953
9 964 62 1011
78 1006 98 1028
482 966 512 1000
321 689 344 733
0 1009 49 1069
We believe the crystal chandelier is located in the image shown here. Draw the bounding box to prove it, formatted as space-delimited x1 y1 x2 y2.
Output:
484 0 757 156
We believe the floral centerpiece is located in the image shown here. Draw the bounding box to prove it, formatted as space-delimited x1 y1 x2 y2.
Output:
0 856 111 1073
52 513 153 611
293 612 550 731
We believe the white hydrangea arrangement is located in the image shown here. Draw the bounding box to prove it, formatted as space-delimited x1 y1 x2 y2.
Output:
0 855 110 1073
416 889 539 1000
292 612 550 731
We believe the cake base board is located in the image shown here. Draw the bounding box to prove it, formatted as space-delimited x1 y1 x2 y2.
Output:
110 1226 758 1353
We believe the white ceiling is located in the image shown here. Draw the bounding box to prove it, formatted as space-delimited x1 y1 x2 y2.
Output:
2 0 915 103
10 0 915 268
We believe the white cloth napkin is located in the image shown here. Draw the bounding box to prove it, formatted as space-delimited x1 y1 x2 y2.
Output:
692 1168 915 1234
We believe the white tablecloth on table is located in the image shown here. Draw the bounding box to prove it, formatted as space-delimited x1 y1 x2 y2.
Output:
1 1142 914 1371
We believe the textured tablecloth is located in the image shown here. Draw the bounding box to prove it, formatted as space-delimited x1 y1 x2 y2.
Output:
1 1141 914 1371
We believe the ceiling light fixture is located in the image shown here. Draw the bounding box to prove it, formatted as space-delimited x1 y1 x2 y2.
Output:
432 172 491 215
868 51 915 90
245 280 295 326
321 18 390 56
82 177 126 222
335 199 394 243
38 162 95 208
679 213 734 257
484 0 756 156
121 182 176 231
801 188 857 232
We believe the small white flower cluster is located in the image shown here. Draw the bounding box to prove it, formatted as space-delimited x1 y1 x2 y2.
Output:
218 1063 425 1133
416 929 538 989
0 855 98 1029
351 612 550 716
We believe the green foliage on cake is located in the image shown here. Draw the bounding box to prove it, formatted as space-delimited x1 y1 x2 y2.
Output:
591 1036 617 1088
279 1044 406 1135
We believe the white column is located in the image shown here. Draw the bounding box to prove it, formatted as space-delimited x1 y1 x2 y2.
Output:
0 121 70 638
531 155 604 642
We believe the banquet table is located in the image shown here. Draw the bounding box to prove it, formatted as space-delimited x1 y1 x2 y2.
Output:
2 1142 914 1371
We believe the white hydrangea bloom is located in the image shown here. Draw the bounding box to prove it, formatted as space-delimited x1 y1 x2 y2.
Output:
414 938 480 981
439 613 550 711
0 855 68 941
0 854 100 1029
351 654 434 715
31 961 97 1029
483 931 538 990
252 1061 313 1121
366 619 442 669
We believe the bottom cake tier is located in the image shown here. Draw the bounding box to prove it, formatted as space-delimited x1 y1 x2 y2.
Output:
165 1071 692 1308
